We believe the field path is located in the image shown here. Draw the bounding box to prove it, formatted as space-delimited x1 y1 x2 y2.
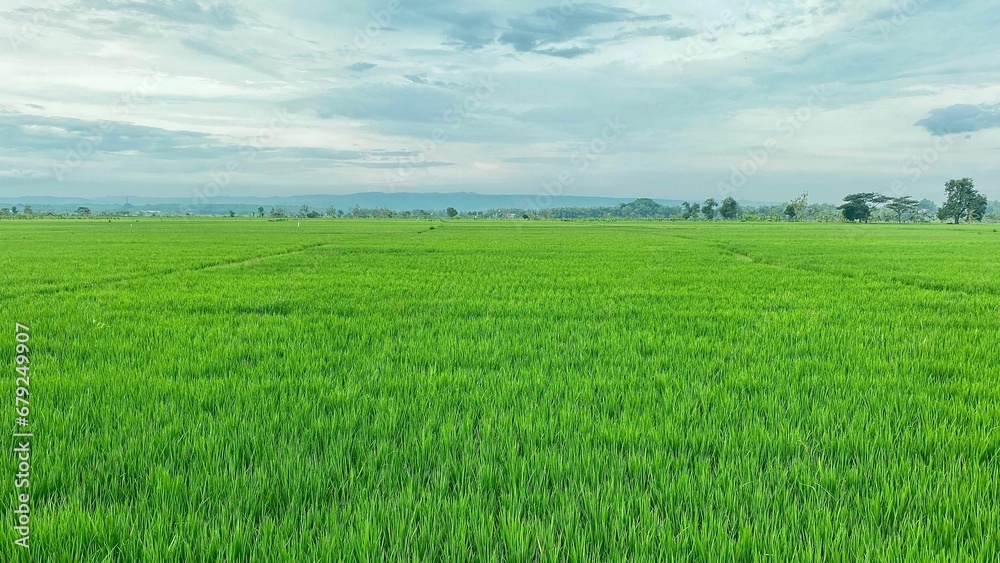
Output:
195 242 334 271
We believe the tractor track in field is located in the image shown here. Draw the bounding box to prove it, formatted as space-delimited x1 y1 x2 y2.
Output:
663 232 997 298
10 242 337 303
195 242 334 271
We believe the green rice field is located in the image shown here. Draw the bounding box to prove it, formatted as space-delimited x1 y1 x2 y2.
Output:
2 219 999 560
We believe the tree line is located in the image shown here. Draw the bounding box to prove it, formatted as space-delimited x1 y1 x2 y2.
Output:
838 178 990 224
2 179 995 222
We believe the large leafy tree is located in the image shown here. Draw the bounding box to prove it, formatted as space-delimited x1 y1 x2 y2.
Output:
886 196 918 223
838 192 886 223
938 178 988 224
719 197 740 220
702 198 717 220
788 192 809 221
784 205 797 221
615 198 667 219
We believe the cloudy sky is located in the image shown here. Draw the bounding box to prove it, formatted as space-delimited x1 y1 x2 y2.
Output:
1 0 999 203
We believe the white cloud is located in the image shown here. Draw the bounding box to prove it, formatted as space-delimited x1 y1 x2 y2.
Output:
0 169 50 179
0 0 997 202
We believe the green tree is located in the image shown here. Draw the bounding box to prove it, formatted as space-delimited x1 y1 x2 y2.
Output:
22 205 33 216
326 207 337 217
75 206 92 217
258 206 265 218
838 193 885 223
446 207 458 218
681 202 700 220
886 196 918 223
613 199 669 219
784 205 797 221
788 192 809 221
702 198 717 220
938 178 988 224
719 197 739 220
228 210 236 218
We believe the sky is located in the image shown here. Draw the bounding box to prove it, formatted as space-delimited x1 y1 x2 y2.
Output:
1 0 999 204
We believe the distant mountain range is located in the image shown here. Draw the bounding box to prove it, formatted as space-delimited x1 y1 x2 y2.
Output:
0 192 696 213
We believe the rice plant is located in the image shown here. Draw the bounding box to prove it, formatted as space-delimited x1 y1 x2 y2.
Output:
2 219 998 560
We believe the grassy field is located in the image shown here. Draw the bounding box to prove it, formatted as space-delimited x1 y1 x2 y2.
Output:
2 219 999 560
